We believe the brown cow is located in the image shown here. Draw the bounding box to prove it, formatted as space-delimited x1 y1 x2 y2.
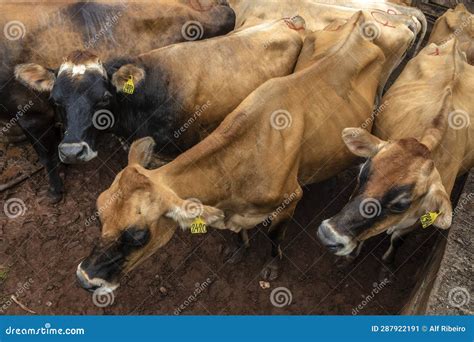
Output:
76 11 412 292
0 0 234 201
318 39 473 274
228 0 426 50
428 4 473 65
229 0 422 100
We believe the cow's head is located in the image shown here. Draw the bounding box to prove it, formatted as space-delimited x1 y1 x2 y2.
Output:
14 50 146 163
317 127 452 256
76 137 224 292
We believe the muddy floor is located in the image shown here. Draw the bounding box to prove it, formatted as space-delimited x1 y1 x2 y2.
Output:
0 136 443 315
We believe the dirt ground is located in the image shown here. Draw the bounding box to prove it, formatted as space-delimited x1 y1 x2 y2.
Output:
0 136 442 315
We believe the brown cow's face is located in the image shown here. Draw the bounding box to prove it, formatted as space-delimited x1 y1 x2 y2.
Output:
76 165 177 292
317 128 452 256
77 137 224 292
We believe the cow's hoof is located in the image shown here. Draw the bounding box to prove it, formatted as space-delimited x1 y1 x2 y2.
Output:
47 190 63 204
222 245 246 265
260 259 280 281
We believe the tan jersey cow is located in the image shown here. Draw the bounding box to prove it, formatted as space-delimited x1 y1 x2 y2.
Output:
229 0 421 101
228 0 425 50
428 4 473 65
76 11 407 292
318 39 473 267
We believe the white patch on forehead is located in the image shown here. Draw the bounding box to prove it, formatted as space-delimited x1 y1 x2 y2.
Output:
58 61 107 78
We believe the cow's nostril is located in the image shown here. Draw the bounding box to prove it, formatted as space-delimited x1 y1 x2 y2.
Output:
76 145 87 158
325 243 344 252
317 221 335 242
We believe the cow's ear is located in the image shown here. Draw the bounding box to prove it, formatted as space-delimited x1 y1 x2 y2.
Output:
165 203 225 230
421 170 452 229
128 137 155 167
14 63 55 92
111 64 145 93
342 128 386 158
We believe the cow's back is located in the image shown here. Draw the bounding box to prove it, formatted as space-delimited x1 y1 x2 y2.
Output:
199 12 386 195
137 19 304 132
428 4 473 65
374 40 474 190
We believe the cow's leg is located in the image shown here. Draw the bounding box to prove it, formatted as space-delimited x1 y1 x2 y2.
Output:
261 220 288 281
18 114 63 203
222 230 247 265
379 228 412 282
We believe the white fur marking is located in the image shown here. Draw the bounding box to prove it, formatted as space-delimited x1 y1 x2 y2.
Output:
58 61 107 78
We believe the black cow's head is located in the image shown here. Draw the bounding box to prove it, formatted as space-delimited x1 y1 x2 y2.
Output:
14 50 146 163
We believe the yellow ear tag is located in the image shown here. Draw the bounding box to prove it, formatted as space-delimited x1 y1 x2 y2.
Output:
420 211 440 229
190 216 207 234
123 76 135 94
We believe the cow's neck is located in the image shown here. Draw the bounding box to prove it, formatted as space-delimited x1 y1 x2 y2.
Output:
430 138 466 194
152 133 233 205
380 45 472 194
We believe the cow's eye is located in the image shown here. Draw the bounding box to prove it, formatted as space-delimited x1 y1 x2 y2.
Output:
121 227 150 247
388 201 411 213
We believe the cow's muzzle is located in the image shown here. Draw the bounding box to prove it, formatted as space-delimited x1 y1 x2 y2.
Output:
58 142 97 163
76 262 119 293
317 220 358 256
